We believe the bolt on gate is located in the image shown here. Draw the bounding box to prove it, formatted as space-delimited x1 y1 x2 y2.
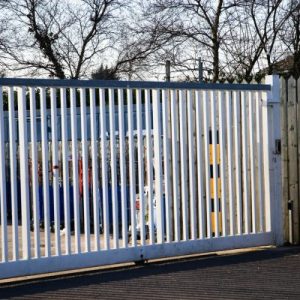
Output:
0 76 282 279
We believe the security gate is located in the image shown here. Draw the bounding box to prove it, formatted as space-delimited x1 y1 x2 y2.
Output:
0 76 282 279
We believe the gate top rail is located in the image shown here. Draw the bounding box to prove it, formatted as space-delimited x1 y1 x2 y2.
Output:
0 77 271 91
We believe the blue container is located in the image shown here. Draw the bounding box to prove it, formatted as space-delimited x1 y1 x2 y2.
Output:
37 185 131 231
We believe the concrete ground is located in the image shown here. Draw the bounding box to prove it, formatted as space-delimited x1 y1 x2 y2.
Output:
1 246 300 300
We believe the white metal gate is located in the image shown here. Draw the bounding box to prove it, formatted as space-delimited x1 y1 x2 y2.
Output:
0 76 282 279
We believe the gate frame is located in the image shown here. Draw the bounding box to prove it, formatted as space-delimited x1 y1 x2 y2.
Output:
0 75 284 280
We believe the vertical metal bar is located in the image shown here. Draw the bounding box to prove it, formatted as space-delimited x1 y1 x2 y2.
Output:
179 90 188 240
136 89 145 245
60 87 71 254
118 88 128 248
256 91 264 232
171 90 180 242
203 90 212 238
153 89 164 244
70 87 81 253
109 88 119 249
195 90 205 239
226 91 235 235
90 88 100 251
249 91 257 233
233 91 242 234
29 87 40 258
8 87 19 260
187 90 196 240
211 91 219 237
162 89 172 243
127 88 136 246
145 89 154 244
80 88 90 252
218 91 227 237
241 91 250 234
100 88 110 250
0 86 8 262
50 88 61 255
18 87 31 259
40 87 51 257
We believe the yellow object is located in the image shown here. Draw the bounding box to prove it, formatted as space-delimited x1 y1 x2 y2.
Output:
211 211 222 236
209 144 220 164
210 178 221 199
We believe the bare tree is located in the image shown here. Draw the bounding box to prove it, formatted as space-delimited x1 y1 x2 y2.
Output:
278 0 300 77
0 0 297 81
135 0 242 82
248 0 294 75
222 6 265 81
111 15 178 80
222 0 298 81
0 0 126 79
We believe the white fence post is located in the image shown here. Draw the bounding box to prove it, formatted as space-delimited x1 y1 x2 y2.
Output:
263 75 283 245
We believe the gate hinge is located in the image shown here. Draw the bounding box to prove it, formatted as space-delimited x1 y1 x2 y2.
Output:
274 139 281 155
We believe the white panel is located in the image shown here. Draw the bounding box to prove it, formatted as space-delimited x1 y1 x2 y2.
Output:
40 87 51 257
118 88 128 248
60 88 71 254
162 89 172 243
50 88 61 255
109 88 119 249
127 88 137 246
136 89 145 245
241 91 250 234
226 91 235 235
89 88 100 251
195 90 205 239
100 88 110 250
145 89 154 244
179 90 188 241
171 90 180 242
256 91 264 232
248 91 257 233
8 87 19 260
29 87 40 258
152 89 164 244
70 87 81 253
0 86 8 262
218 91 227 236
187 90 196 240
233 91 242 235
80 88 91 252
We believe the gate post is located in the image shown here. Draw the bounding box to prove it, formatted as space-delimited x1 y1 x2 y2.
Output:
263 75 283 245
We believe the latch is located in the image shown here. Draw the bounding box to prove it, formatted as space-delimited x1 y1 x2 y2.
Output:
274 139 281 155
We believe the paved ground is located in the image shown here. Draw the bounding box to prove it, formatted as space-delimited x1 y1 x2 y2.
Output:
1 246 300 299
